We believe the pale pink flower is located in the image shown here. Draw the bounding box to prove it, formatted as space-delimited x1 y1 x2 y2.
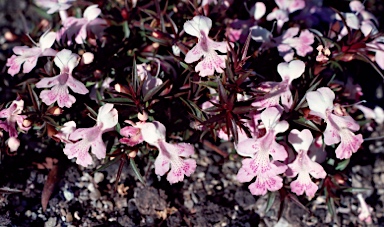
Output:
58 5 107 45
120 120 196 184
334 13 360 40
287 129 326 197
34 0 74 14
366 38 384 70
36 49 89 108
236 107 289 195
357 193 373 224
306 87 363 159
7 137 20 152
349 1 378 28
250 27 314 61
253 2 267 20
0 100 30 138
137 63 163 96
54 121 76 143
63 104 118 167
277 28 314 61
6 31 57 76
252 60 305 111
184 16 231 77
266 0 305 32
316 45 331 62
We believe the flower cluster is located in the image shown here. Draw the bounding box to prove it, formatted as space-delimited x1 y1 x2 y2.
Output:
2 0 382 223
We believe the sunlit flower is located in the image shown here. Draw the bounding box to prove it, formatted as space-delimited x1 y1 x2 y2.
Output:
184 16 231 77
236 107 289 195
63 104 118 167
252 60 305 111
36 49 89 108
287 129 326 197
6 31 57 76
306 87 363 159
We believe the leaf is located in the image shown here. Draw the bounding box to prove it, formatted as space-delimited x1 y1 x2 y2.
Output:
143 79 171 102
265 191 276 213
130 158 146 184
293 117 321 132
342 187 371 193
335 158 350 171
0 187 23 194
41 164 60 212
84 103 98 118
326 196 336 218
28 84 40 111
101 97 135 106
95 154 123 172
122 21 130 39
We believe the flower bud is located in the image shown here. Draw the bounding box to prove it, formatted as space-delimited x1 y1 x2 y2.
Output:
128 151 137 158
138 111 148 121
7 137 20 152
47 106 63 116
22 119 32 128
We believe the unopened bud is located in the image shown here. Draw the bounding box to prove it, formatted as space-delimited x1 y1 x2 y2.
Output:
114 83 130 94
7 137 20 152
82 52 94 65
22 119 32 128
128 151 137 158
47 106 63 116
138 111 148 121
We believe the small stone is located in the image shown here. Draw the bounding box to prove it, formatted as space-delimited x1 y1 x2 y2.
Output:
25 210 32 217
197 172 205 179
66 213 73 222
94 172 104 184
184 200 194 210
44 217 57 227
63 189 74 201
74 211 81 220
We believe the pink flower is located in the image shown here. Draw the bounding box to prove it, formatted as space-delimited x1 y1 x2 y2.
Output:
357 193 373 224
7 137 20 152
6 31 57 76
54 121 76 143
287 129 326 197
366 38 384 70
36 49 89 108
58 5 107 45
266 0 305 32
63 104 118 167
137 63 163 96
306 87 363 159
236 107 289 195
276 28 314 61
184 16 231 77
34 0 74 14
252 60 305 111
120 120 196 184
250 27 314 61
0 100 30 138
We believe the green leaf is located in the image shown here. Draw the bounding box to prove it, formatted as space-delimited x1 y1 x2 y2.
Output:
143 79 170 102
342 187 371 193
84 104 98 118
101 97 135 106
122 21 130 38
94 154 123 172
335 158 350 171
130 158 146 184
293 117 321 132
28 84 40 111
265 191 276 213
